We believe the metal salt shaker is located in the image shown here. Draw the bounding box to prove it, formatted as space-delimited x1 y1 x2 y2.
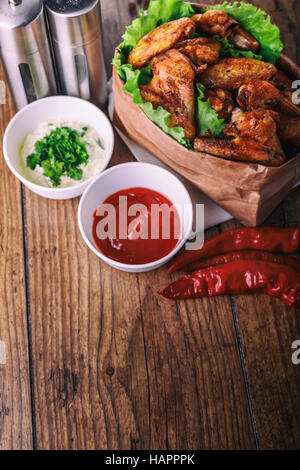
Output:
0 0 57 110
45 0 108 108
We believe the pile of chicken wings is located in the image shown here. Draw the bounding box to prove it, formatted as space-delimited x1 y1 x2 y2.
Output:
126 10 300 166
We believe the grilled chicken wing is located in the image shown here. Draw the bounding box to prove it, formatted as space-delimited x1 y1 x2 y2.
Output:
140 49 196 139
194 136 285 165
227 25 260 53
127 18 195 70
237 79 282 111
194 108 286 166
205 88 234 121
237 79 300 118
224 108 280 141
198 58 277 90
192 10 259 52
174 37 221 72
191 11 236 37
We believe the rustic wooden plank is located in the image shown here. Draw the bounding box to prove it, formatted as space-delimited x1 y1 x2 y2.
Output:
0 64 33 449
220 0 300 449
26 138 150 450
26 140 254 449
223 189 300 449
18 0 300 450
25 0 255 449
140 255 255 449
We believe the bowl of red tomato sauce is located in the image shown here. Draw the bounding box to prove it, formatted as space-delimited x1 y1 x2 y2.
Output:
78 162 193 272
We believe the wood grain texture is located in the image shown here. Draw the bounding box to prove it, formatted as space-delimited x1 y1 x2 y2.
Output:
215 0 300 449
0 0 299 451
25 139 254 449
225 191 300 450
0 63 33 449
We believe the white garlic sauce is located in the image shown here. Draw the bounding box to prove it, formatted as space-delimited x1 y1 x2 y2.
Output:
19 120 106 188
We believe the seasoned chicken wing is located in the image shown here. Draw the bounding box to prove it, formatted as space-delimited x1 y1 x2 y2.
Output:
127 18 195 70
140 49 196 139
194 108 286 166
224 108 281 143
227 25 260 53
174 37 221 72
205 88 234 121
237 79 300 117
237 79 282 111
192 10 259 53
198 58 277 90
194 136 285 166
191 11 236 37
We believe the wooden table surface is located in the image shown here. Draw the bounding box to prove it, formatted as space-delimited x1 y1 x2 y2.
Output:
0 0 300 451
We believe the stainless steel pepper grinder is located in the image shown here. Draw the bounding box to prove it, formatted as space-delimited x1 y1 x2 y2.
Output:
0 0 57 110
45 0 108 109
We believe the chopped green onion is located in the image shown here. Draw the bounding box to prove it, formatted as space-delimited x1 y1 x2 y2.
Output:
26 125 90 187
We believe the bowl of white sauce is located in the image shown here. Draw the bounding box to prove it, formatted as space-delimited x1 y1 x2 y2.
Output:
3 96 114 199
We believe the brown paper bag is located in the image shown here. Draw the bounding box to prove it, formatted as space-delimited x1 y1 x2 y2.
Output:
112 4 300 226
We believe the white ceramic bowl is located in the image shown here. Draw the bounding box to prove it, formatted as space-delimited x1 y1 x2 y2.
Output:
78 162 193 272
3 96 114 199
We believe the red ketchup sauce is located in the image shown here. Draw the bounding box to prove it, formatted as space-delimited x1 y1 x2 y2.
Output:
92 187 181 264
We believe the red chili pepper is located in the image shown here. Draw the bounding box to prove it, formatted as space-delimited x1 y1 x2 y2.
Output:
168 227 300 274
184 250 300 273
160 260 300 307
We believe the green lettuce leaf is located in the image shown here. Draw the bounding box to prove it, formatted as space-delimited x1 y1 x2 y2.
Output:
196 83 225 137
113 0 283 147
122 0 195 48
204 1 283 64
214 36 263 61
113 0 195 148
121 64 192 148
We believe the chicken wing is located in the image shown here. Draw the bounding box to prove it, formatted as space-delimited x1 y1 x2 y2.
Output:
237 79 282 111
127 18 196 70
192 10 259 52
205 88 234 121
191 11 236 37
140 49 196 139
194 136 285 166
174 37 221 72
237 79 300 117
198 58 277 90
227 25 260 53
224 108 280 142
194 108 286 166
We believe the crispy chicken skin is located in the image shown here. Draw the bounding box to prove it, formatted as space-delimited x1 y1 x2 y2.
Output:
198 58 277 90
224 108 281 142
127 18 196 70
237 78 300 118
194 108 286 166
174 37 221 72
237 79 282 111
227 25 260 53
191 11 236 37
192 11 259 53
194 136 285 165
205 88 234 121
140 49 196 139
237 79 300 147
